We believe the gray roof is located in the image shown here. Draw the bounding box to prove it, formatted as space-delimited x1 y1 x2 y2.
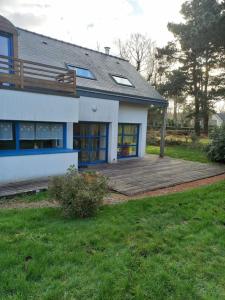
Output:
217 113 225 122
17 28 166 105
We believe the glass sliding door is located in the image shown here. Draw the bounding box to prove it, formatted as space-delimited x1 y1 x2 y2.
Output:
117 123 139 158
73 122 108 166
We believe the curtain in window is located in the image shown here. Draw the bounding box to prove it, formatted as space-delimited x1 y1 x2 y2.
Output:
0 122 13 140
19 123 35 140
51 124 63 139
36 123 63 140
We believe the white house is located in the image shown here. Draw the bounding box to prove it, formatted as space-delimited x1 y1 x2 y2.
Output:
0 15 167 184
209 113 225 127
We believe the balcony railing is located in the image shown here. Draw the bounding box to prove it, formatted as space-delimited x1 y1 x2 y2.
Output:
0 55 76 96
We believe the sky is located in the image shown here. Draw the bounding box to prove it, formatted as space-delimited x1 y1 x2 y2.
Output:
0 0 185 54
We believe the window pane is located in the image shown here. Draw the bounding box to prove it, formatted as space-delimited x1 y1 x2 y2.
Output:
79 124 89 136
118 124 122 135
67 64 94 79
20 139 63 149
79 151 89 163
89 151 100 162
0 35 10 56
51 124 63 139
73 138 80 149
118 135 122 145
100 124 107 136
73 124 80 136
99 149 106 161
20 122 64 149
20 123 35 140
36 123 63 140
89 124 100 136
123 135 137 145
76 67 94 79
124 124 137 135
79 138 89 150
112 75 133 86
117 146 137 157
0 122 13 140
90 137 106 149
0 122 16 150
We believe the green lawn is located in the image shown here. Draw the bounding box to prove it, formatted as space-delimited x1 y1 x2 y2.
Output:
147 145 209 163
1 181 225 299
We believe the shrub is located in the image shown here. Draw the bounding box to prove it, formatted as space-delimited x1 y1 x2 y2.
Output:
49 166 108 218
206 125 225 163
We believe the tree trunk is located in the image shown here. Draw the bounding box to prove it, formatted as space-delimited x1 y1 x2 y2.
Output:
174 98 178 127
203 114 209 135
193 58 201 136
202 48 209 136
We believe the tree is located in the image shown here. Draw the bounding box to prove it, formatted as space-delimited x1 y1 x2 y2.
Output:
168 0 225 135
115 33 155 75
159 70 187 126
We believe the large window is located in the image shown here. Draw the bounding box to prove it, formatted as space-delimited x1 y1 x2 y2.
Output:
20 122 63 149
117 124 139 158
67 64 95 79
0 121 16 150
73 123 108 166
111 75 133 87
0 121 65 153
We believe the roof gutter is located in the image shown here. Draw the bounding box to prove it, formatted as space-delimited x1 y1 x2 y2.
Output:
76 86 168 107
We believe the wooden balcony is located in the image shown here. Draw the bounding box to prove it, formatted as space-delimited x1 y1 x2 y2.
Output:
0 55 76 96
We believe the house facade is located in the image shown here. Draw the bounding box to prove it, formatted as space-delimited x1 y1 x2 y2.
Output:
209 113 225 127
0 15 167 184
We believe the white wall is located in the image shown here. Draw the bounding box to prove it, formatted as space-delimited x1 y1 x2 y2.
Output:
0 90 79 183
0 89 79 123
79 97 148 160
66 122 74 149
0 152 78 183
0 90 149 184
118 102 148 157
210 114 223 127
79 96 119 163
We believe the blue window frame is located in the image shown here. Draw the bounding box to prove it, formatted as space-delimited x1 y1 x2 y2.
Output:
67 64 95 80
73 122 108 166
0 31 13 57
0 120 70 156
0 32 13 81
117 123 139 158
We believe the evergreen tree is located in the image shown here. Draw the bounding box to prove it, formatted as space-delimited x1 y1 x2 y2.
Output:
168 0 225 135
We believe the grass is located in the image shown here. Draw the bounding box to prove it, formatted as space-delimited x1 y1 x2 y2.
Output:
1 181 225 299
147 145 210 163
0 190 49 204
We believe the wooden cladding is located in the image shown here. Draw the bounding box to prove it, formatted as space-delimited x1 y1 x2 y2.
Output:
0 55 76 95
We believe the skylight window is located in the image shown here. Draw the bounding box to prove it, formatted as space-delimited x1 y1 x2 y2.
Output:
67 64 95 79
111 75 133 87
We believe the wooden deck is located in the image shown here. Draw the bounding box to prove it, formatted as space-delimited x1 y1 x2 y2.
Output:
0 155 225 197
89 155 225 195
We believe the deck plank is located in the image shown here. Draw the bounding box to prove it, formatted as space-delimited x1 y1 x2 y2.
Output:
1 155 225 197
89 155 225 196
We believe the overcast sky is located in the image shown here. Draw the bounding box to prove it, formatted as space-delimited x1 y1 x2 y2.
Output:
0 0 185 54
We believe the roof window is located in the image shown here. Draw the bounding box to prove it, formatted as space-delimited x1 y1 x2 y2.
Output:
111 75 133 87
67 64 95 79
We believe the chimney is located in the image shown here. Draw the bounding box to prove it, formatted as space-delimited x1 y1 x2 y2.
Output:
104 46 110 55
